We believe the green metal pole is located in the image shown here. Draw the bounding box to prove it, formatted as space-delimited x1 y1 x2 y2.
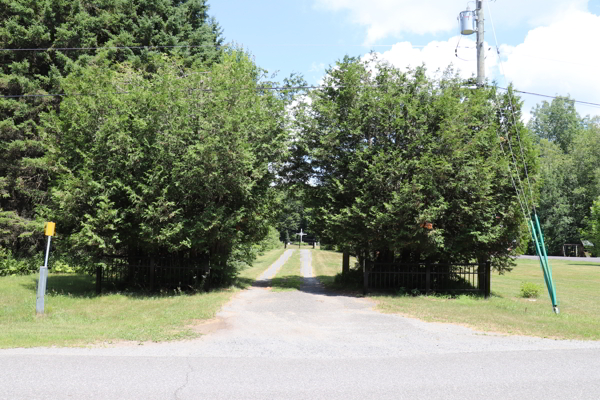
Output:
533 214 558 311
534 214 556 288
529 220 551 294
529 217 559 314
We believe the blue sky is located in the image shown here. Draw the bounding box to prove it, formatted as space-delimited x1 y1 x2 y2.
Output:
210 0 600 118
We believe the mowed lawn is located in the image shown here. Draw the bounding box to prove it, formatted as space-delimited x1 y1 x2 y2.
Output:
271 249 303 291
312 250 600 340
0 248 285 348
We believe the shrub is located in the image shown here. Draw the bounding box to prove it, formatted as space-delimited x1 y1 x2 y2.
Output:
520 281 541 298
395 287 407 296
0 247 38 276
52 260 76 274
255 227 282 253
333 267 363 289
320 243 337 251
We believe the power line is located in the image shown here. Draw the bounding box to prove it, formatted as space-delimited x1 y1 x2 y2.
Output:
4 83 599 108
0 85 335 99
0 44 218 52
0 43 476 53
496 87 600 109
3 44 598 107
244 43 474 49
487 2 537 215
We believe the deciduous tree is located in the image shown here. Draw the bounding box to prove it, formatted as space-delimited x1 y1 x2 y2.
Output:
527 96 582 153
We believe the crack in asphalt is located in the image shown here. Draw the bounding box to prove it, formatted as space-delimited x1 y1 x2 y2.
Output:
173 358 193 400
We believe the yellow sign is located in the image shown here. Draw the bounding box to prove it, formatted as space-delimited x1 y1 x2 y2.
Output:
44 222 56 237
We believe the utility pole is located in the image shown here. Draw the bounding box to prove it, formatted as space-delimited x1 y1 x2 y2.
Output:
476 0 484 86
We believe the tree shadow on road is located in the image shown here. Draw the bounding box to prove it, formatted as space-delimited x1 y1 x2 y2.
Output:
251 274 364 298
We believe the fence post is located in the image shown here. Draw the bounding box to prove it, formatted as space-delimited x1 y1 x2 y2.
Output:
343 251 350 276
96 266 102 295
426 264 431 293
149 258 155 291
363 258 368 295
485 261 491 298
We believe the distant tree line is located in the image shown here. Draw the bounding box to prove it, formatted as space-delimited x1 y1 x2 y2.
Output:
528 97 600 255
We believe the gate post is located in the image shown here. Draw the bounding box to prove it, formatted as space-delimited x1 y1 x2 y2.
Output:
149 258 155 291
343 251 350 276
485 261 491 298
426 264 431 293
363 258 368 295
96 266 102 294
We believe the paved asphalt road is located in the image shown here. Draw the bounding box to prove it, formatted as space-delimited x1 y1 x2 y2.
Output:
1 249 599 400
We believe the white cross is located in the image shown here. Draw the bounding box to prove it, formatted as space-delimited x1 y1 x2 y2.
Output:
296 229 307 245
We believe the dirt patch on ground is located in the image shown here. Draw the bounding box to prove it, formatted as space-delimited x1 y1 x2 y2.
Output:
188 318 229 335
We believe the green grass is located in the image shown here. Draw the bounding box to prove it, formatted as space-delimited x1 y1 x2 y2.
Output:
237 248 287 287
270 250 303 291
312 249 358 289
0 248 285 348
311 250 600 340
287 242 319 249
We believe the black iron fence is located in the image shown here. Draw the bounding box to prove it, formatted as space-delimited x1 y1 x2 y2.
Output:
364 261 491 297
95 255 209 294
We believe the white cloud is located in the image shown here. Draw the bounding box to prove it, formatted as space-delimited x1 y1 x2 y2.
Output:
371 37 498 81
488 0 588 28
308 62 326 73
353 9 600 119
313 0 458 43
499 10 600 118
313 0 589 44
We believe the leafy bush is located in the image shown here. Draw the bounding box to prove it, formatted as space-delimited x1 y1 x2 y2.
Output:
520 281 541 298
320 243 338 251
0 247 38 276
255 227 283 254
333 267 363 289
52 260 76 274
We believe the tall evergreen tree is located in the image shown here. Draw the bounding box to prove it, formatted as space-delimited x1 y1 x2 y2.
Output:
292 56 536 272
42 52 287 284
0 0 223 257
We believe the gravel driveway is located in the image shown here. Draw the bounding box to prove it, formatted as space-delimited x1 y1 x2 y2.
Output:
2 249 600 400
